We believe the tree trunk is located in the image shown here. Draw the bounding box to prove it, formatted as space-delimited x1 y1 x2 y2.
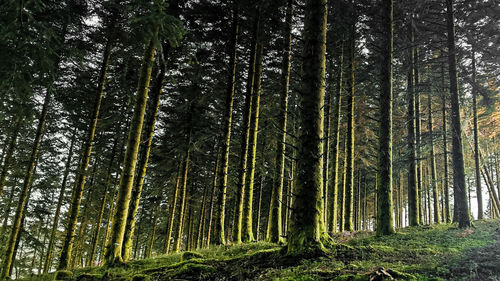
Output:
471 49 483 220
214 2 239 246
0 116 22 197
268 0 293 244
43 130 77 273
407 21 419 226
164 162 182 254
445 0 470 228
58 38 113 270
233 8 260 244
440 61 451 223
104 35 157 265
376 0 394 236
428 92 441 224
344 13 356 232
122 45 168 261
205 150 220 247
1 88 51 279
287 0 328 254
174 136 191 252
329 44 344 234
414 49 424 225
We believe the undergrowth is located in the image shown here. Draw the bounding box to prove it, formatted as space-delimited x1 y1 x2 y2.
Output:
20 219 500 281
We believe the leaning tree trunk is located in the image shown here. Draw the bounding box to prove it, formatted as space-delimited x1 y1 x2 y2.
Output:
104 35 157 265
445 0 470 228
1 88 51 279
287 0 329 255
214 2 239 246
122 45 168 261
57 38 113 270
376 0 394 236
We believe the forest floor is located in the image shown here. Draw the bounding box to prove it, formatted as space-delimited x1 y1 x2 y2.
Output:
24 219 500 281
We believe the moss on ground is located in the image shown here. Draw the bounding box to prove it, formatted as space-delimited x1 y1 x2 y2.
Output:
21 219 500 281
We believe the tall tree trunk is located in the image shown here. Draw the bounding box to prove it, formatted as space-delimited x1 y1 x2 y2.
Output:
0 116 22 197
58 38 113 270
471 49 483 220
174 138 191 253
344 15 356 232
287 0 328 254
104 35 157 265
428 92 441 224
407 21 419 226
376 0 394 236
88 126 121 266
205 150 220 247
233 8 260 244
329 44 344 234
268 0 293 244
243 38 264 243
441 62 451 223
445 0 470 228
43 130 77 273
164 162 182 254
214 2 239 246
1 88 51 279
122 45 168 261
414 49 424 225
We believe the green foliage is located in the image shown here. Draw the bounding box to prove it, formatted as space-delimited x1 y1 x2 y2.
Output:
180 251 204 262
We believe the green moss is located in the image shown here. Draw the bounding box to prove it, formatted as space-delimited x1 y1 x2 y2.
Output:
175 262 216 275
180 251 204 262
75 273 103 281
130 274 151 281
53 270 73 281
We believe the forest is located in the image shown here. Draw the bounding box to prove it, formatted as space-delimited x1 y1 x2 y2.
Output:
0 0 499 280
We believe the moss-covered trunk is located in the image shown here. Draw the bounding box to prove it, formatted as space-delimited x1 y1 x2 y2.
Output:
205 150 220 247
329 44 344 234
164 162 182 254
243 37 263 243
104 37 156 265
58 39 113 270
445 0 470 228
376 0 394 236
268 0 293 244
233 8 259 244
122 46 167 261
287 0 328 254
344 13 356 232
214 3 239 246
174 138 191 252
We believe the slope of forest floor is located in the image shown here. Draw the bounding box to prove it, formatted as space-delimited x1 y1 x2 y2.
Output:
23 219 500 281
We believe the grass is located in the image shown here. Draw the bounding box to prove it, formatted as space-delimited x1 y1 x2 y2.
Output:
20 219 500 281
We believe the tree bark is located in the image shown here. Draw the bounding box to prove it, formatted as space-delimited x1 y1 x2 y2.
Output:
214 2 239 246
104 35 157 265
287 0 328 254
376 0 394 236
445 0 470 228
